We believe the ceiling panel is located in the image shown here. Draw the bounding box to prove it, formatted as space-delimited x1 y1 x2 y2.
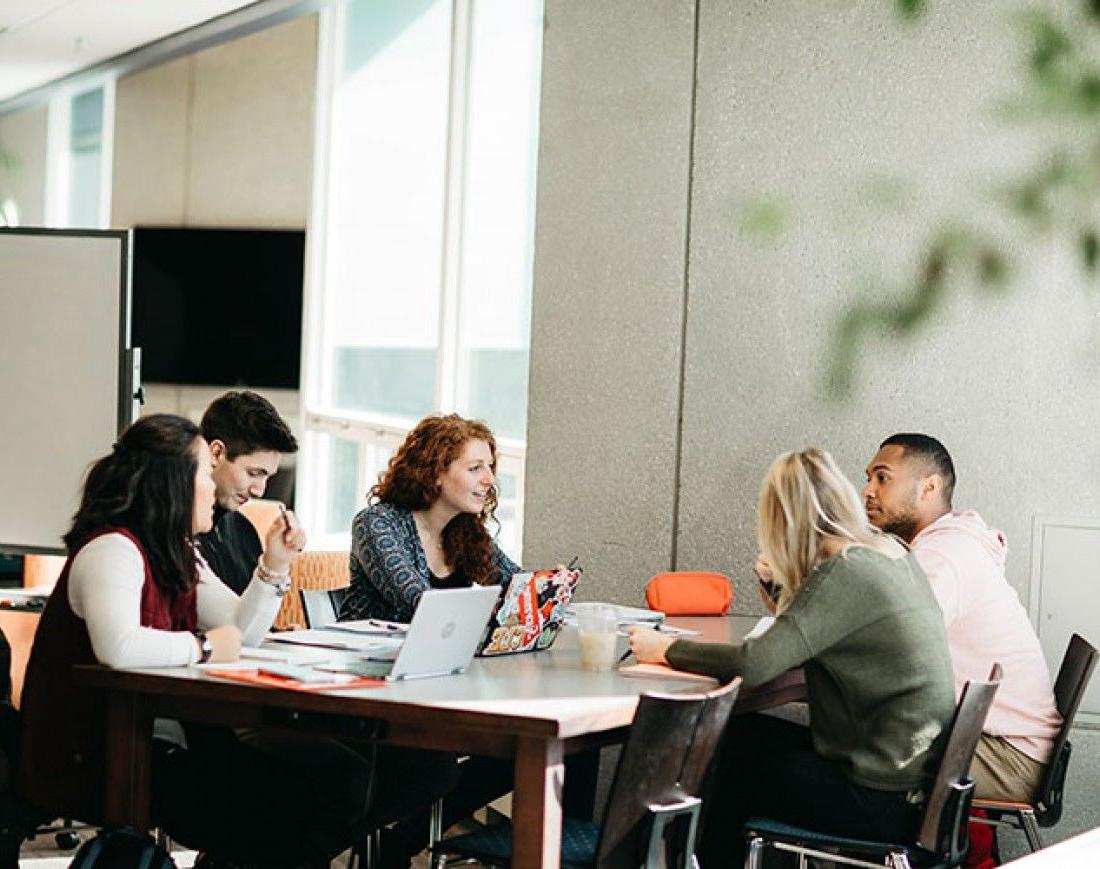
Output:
0 0 257 103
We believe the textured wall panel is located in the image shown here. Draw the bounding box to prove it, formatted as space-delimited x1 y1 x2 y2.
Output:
187 14 317 227
679 1 1100 612
0 105 48 224
523 0 697 604
112 57 190 226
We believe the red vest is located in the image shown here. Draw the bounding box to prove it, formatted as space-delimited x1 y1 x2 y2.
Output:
18 528 197 823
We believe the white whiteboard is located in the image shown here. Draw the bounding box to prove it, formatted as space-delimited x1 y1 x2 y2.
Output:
0 229 134 554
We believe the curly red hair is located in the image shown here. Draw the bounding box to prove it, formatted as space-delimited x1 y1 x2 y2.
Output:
372 414 501 585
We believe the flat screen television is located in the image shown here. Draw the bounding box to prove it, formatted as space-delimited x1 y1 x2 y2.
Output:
131 226 305 389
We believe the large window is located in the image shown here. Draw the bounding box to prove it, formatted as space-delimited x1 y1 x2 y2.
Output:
46 81 114 228
300 0 544 557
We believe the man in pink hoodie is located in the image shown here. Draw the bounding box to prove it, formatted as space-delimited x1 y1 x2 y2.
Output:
863 433 1061 802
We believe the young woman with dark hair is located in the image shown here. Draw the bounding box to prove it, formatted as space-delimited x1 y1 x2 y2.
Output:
19 414 375 868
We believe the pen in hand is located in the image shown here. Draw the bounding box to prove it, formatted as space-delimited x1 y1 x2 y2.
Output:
618 647 633 664
278 502 292 542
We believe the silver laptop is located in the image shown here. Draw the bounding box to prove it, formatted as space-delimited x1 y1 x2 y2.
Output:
355 585 501 681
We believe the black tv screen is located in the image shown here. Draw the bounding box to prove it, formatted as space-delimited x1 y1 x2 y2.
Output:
131 226 305 389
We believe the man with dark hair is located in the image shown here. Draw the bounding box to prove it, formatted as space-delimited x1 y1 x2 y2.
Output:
863 433 1061 803
196 390 299 594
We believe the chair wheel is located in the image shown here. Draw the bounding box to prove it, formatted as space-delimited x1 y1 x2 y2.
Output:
55 831 80 849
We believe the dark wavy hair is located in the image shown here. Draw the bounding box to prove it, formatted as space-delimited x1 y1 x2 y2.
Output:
64 414 203 596
372 414 500 586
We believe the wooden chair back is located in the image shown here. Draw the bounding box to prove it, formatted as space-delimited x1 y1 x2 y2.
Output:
274 550 350 629
1035 633 1098 821
595 679 741 868
916 664 1001 859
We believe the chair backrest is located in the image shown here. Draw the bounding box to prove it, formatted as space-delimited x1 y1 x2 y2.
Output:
274 550 351 629
1035 633 1098 818
596 679 741 869
916 664 1002 859
300 588 350 629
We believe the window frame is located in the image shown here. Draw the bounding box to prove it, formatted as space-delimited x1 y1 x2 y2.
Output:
298 0 541 560
44 77 115 229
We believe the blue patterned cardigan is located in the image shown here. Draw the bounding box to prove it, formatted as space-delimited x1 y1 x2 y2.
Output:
339 501 520 622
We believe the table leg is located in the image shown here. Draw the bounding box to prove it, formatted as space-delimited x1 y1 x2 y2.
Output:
511 736 564 869
102 691 152 829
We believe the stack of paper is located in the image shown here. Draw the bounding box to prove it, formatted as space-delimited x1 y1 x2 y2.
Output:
268 628 402 655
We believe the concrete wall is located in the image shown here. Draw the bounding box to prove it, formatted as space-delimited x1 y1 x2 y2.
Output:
0 105 48 224
111 13 317 228
110 14 317 431
522 0 697 601
527 0 1100 842
677 1 1096 609
526 0 1100 614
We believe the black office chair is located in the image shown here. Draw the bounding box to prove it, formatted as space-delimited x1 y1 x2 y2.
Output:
744 665 1002 869
300 587 348 629
970 633 1099 852
429 679 742 868
0 623 81 868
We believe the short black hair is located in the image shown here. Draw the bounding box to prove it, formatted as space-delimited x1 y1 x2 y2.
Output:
201 390 298 460
880 432 956 505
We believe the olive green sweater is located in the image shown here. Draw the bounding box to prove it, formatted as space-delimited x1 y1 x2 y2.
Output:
666 547 955 791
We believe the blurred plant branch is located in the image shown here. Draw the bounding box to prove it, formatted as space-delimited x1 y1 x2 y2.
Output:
823 1 1100 395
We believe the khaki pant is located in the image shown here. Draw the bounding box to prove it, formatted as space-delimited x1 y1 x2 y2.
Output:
970 733 1046 802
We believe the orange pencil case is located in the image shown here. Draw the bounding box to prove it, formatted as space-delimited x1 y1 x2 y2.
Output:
645 572 733 616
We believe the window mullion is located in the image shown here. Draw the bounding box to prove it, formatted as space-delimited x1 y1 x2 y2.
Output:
296 3 341 530
97 78 116 228
44 92 71 226
435 0 474 412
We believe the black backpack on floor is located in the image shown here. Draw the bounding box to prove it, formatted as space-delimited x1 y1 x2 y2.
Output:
68 827 176 868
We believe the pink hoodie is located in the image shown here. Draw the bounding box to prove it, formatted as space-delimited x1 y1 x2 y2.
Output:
911 511 1061 763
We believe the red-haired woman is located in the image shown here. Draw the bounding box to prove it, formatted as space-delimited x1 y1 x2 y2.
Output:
341 413 518 622
340 414 596 866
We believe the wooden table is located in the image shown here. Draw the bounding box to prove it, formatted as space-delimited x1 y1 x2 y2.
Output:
82 615 804 869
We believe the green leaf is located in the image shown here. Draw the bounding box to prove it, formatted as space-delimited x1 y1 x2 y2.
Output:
740 200 788 239
896 0 925 21
1028 16 1073 78
1082 230 1100 273
1079 73 1100 112
977 248 1010 287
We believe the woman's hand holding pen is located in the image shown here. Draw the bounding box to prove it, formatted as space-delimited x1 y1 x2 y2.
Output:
262 504 307 574
626 625 676 664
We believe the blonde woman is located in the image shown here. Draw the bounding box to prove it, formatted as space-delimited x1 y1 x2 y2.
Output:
628 448 955 865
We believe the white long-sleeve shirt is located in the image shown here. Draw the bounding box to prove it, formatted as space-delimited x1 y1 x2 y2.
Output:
68 532 282 668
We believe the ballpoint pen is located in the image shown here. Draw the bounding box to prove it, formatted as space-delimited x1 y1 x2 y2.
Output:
278 502 292 543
